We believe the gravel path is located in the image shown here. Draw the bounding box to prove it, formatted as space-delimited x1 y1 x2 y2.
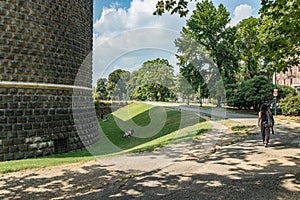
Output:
0 106 299 200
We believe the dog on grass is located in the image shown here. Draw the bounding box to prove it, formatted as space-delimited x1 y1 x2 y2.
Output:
123 129 134 138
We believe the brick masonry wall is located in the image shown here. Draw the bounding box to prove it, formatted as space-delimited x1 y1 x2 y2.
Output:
0 0 99 161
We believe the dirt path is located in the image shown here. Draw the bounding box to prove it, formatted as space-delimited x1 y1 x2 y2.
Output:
0 108 299 199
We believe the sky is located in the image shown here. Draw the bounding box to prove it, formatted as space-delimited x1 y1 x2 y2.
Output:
92 0 262 86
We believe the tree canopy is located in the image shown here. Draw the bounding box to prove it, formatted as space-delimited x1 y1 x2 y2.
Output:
154 0 300 72
107 69 130 100
259 0 300 72
130 58 175 101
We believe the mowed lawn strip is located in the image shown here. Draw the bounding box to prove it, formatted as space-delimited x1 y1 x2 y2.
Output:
0 102 209 174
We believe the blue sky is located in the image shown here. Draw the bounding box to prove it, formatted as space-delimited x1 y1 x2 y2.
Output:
92 0 261 85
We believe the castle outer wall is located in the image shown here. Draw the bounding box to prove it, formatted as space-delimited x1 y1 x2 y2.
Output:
0 0 99 161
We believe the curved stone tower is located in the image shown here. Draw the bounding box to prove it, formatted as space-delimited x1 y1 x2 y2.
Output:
0 0 99 161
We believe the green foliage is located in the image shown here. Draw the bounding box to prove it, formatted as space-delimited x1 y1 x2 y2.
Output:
215 80 226 106
277 85 297 101
191 2 239 86
175 32 210 102
231 76 273 110
279 93 300 116
107 69 130 100
153 0 299 73
175 73 194 104
175 0 239 106
235 17 264 79
259 0 300 72
95 78 108 100
129 58 174 101
153 0 190 17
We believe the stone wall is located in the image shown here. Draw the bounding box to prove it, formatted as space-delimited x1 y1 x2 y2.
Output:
0 0 99 161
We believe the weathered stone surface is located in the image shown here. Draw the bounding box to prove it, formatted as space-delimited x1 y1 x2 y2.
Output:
0 0 99 161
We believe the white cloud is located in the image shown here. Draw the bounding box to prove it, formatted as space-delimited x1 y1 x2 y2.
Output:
92 0 195 85
229 4 254 27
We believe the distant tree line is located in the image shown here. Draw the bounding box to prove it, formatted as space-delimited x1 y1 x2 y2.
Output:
94 0 299 114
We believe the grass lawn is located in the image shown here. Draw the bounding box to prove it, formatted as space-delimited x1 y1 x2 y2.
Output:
0 102 209 174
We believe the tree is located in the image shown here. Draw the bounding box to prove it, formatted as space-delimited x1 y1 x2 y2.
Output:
95 78 108 100
184 1 239 81
127 70 139 99
175 32 211 105
235 17 264 79
259 0 300 72
130 58 175 101
175 73 194 104
277 85 297 101
280 93 300 116
176 0 238 106
233 76 274 111
107 69 130 100
154 0 193 17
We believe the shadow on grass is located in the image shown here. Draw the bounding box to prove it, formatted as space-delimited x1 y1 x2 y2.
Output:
89 107 207 156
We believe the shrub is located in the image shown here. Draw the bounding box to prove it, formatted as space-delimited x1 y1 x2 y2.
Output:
279 93 300 116
277 85 297 101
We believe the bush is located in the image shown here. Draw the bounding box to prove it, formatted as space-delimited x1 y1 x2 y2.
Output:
229 76 273 111
277 85 297 101
279 93 300 116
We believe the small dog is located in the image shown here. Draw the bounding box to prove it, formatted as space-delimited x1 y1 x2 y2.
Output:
123 129 134 138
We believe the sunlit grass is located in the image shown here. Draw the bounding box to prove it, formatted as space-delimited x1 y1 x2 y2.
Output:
0 102 209 174
222 120 256 134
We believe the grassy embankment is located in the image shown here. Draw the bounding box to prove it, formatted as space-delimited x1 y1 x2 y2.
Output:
0 102 210 174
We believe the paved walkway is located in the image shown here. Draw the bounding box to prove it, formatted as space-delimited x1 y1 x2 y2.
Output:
81 105 299 200
0 105 299 199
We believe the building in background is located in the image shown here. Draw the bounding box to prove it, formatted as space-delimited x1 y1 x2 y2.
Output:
277 65 300 92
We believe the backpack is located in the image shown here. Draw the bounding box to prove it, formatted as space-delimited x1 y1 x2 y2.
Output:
267 111 274 127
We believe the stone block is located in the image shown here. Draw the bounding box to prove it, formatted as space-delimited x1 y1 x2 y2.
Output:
17 130 27 138
36 150 43 157
14 95 22 101
15 110 24 116
36 129 44 136
32 122 40 129
15 152 25 160
8 117 17 123
3 138 14 145
13 138 24 145
28 116 35 122
29 143 38 150
48 141 54 147
7 131 17 138
4 153 14 161
0 117 7 123
25 151 34 158
43 148 52 156
0 88 8 94
5 109 14 116
23 123 32 130
17 116 27 123
25 137 32 144
10 145 19 153
0 146 9 154
18 144 28 152
3 125 12 131
33 136 42 143
39 142 47 149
